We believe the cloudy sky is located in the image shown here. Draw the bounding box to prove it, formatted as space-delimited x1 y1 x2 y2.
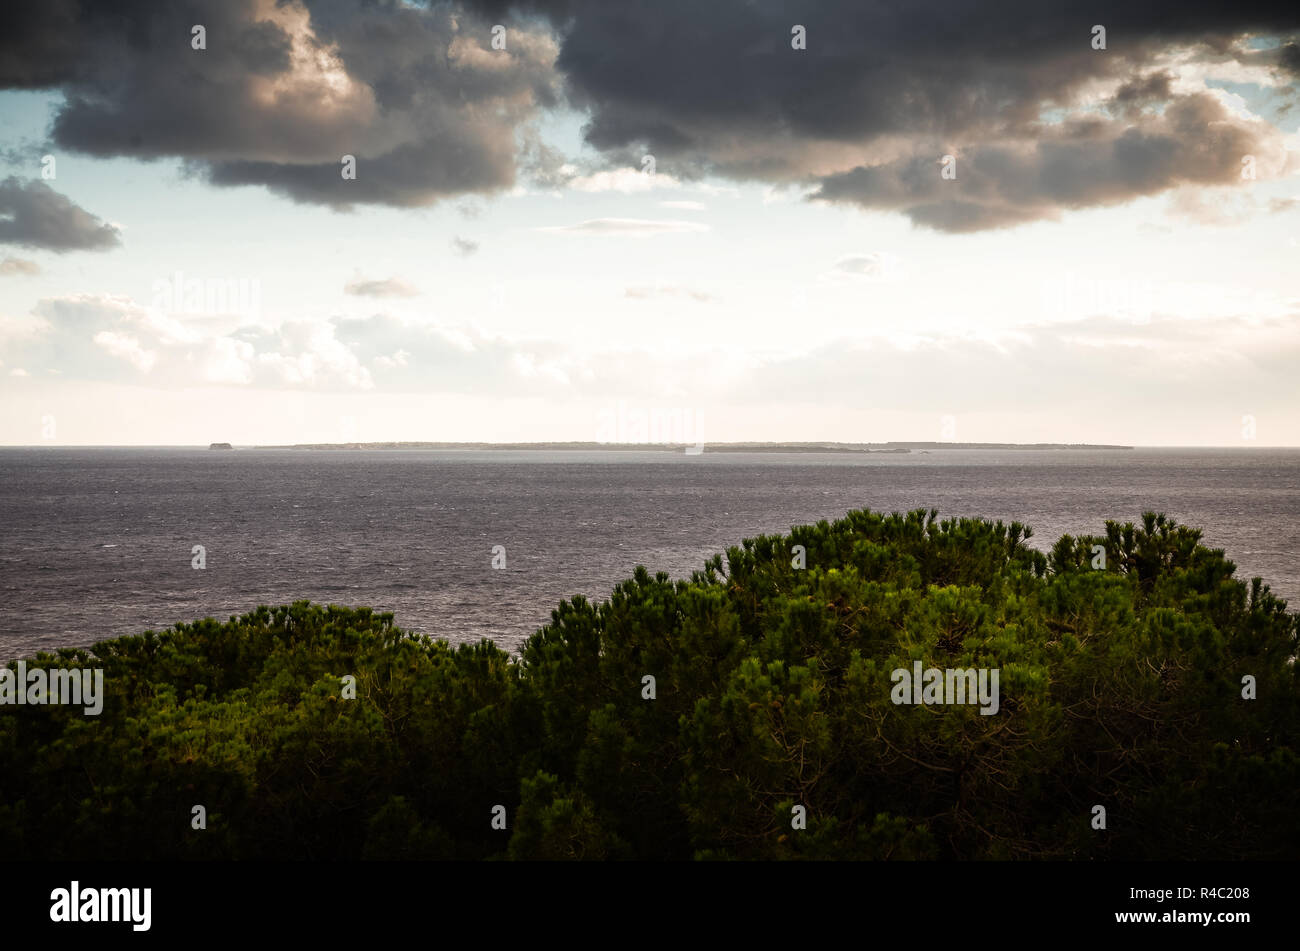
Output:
1 0 1298 446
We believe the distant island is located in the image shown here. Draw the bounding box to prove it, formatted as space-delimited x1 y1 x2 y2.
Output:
208 442 233 450
254 440 1133 452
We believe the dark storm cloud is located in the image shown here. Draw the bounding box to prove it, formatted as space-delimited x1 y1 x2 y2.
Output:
542 1 1300 150
0 0 560 208
813 94 1271 231
1278 42 1300 75
2 0 1297 226
0 178 121 251
534 1 1299 229
1111 71 1176 115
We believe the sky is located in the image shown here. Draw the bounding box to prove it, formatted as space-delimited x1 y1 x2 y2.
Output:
1 0 1298 446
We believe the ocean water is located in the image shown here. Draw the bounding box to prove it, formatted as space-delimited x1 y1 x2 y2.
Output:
1 447 1297 661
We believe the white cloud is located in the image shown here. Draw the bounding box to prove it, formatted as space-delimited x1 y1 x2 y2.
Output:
761 184 813 204
200 337 255 385
568 168 681 193
625 284 714 302
4 290 1296 449
258 322 374 389
373 349 410 370
93 331 157 373
0 312 48 346
0 257 40 276
537 218 709 236
823 252 904 283
343 276 420 298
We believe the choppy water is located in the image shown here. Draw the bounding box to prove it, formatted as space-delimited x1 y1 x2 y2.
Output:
1 447 1297 661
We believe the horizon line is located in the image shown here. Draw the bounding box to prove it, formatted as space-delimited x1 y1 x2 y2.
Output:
2 441 1297 450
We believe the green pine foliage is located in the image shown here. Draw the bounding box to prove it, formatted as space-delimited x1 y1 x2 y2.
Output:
1 509 1296 859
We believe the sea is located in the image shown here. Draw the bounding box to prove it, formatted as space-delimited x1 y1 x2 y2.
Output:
1 447 1297 661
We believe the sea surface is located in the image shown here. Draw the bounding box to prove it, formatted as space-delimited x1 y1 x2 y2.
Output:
1 447 1297 661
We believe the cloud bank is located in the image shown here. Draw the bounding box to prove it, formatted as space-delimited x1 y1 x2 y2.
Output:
3 0 1296 229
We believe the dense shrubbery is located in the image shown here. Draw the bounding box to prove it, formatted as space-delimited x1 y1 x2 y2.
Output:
2 509 1297 860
